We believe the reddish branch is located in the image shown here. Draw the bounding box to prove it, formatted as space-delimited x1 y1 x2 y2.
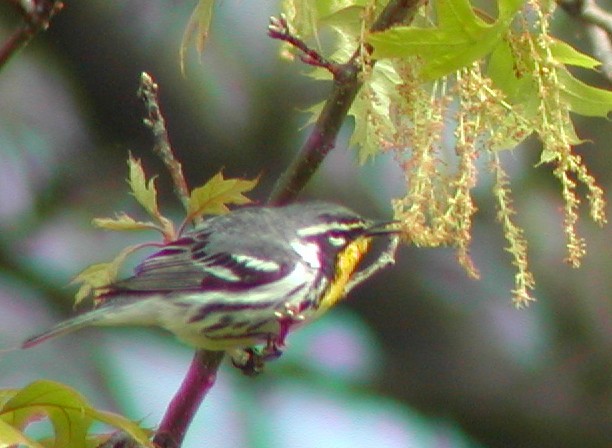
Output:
267 15 340 75
0 0 63 71
151 351 225 448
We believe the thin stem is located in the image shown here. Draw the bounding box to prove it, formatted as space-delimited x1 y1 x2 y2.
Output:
138 72 194 219
268 15 340 75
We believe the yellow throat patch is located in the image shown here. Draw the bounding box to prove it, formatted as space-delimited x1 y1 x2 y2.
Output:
318 236 372 313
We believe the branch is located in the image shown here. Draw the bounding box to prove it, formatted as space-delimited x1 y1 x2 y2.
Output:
0 0 63 71
557 0 612 82
152 351 225 448
268 16 340 75
137 72 192 216
268 0 426 205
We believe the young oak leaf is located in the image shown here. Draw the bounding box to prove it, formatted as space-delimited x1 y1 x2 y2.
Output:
127 155 176 241
71 244 146 305
186 172 258 221
367 0 524 80
128 155 159 217
550 39 601 70
0 380 153 448
92 213 159 231
0 420 44 448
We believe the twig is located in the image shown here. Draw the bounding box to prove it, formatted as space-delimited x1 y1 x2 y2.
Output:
0 0 63 71
268 15 340 75
137 72 193 216
557 0 612 83
152 351 225 448
268 0 426 205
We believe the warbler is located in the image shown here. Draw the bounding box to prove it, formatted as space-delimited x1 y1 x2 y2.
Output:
22 201 396 370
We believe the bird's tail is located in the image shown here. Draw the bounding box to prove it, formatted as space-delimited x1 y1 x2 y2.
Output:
22 307 112 349
22 298 158 349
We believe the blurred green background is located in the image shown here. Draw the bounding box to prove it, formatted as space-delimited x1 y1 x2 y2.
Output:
0 1 610 447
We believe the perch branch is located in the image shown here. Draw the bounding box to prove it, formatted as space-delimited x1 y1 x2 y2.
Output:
151 351 225 448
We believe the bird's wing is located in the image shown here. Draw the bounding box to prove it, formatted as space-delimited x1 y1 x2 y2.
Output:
108 229 296 294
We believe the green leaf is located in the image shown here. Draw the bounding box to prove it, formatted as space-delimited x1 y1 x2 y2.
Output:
127 155 176 240
316 0 367 19
180 0 216 74
127 155 159 218
557 68 612 117
348 61 401 163
488 39 519 97
319 4 366 37
71 263 115 304
92 213 158 231
282 0 369 40
0 381 152 448
86 408 151 447
367 0 524 79
550 39 601 69
0 419 44 448
187 172 258 220
70 244 145 305
0 389 16 408
281 0 319 39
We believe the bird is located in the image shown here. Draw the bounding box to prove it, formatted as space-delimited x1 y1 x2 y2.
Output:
21 201 397 371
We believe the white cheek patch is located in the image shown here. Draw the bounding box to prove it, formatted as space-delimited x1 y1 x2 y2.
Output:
290 240 321 269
